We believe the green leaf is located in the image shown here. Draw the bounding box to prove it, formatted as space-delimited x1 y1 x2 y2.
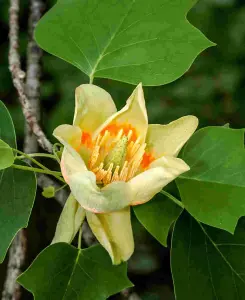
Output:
176 127 245 233
0 161 36 262
133 193 183 247
0 101 36 262
0 101 16 148
0 139 15 170
35 0 214 86
18 243 133 300
171 212 245 300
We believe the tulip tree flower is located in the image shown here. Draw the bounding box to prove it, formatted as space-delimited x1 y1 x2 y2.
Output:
52 83 198 265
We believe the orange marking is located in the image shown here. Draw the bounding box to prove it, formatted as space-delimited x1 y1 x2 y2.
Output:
101 123 138 141
141 152 155 169
81 131 93 149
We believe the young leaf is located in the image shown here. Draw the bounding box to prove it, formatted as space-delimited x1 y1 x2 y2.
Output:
0 139 15 170
134 193 183 246
0 162 36 262
171 212 245 300
18 243 133 300
176 127 245 233
34 0 214 86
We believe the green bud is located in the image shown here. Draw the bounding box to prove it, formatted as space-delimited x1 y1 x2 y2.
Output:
104 136 128 171
42 186 55 198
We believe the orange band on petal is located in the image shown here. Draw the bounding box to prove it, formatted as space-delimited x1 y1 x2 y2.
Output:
141 152 155 169
101 123 138 141
81 132 93 149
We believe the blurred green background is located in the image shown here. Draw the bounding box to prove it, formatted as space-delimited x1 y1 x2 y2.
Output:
0 0 245 299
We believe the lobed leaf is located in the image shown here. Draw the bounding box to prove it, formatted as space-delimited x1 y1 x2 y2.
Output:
35 0 214 86
134 193 183 247
171 212 245 300
177 127 245 233
18 243 133 300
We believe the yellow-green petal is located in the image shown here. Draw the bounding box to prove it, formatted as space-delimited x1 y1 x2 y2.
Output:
53 124 81 150
52 194 85 244
60 148 87 184
53 124 87 182
86 207 134 265
94 83 148 143
68 171 132 213
129 156 190 206
74 84 117 132
146 116 198 158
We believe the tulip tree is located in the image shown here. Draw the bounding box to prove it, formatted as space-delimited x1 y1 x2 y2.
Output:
2 0 244 299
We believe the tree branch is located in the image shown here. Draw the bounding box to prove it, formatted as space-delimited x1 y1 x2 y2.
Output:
2 1 46 299
8 0 52 153
1 231 27 300
24 0 44 153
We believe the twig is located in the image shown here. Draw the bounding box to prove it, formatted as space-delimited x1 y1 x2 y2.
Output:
8 0 52 153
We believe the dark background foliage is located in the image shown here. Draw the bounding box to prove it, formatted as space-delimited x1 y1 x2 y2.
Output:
0 0 245 299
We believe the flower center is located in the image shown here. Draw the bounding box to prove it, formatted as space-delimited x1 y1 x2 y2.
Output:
86 125 149 185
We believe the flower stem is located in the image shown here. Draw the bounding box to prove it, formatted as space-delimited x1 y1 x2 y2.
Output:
52 143 62 163
11 164 66 183
17 153 57 160
55 184 67 193
159 190 185 209
13 149 51 171
89 74 94 84
12 149 65 183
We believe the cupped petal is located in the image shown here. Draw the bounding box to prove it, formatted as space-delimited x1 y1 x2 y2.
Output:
68 171 132 213
60 148 87 183
146 116 198 158
86 207 134 265
53 124 85 166
51 194 85 244
94 83 148 143
53 124 87 182
53 124 82 150
129 156 190 206
74 84 117 132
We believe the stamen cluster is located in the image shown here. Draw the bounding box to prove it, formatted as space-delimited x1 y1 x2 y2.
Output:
88 128 146 185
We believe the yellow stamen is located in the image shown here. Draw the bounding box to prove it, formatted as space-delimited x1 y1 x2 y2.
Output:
87 126 147 185
103 163 114 185
111 165 120 182
99 130 109 146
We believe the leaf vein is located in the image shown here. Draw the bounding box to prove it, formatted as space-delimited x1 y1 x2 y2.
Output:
102 38 158 58
204 235 219 300
89 0 136 80
62 250 81 300
200 223 245 284
69 37 93 71
95 58 167 73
